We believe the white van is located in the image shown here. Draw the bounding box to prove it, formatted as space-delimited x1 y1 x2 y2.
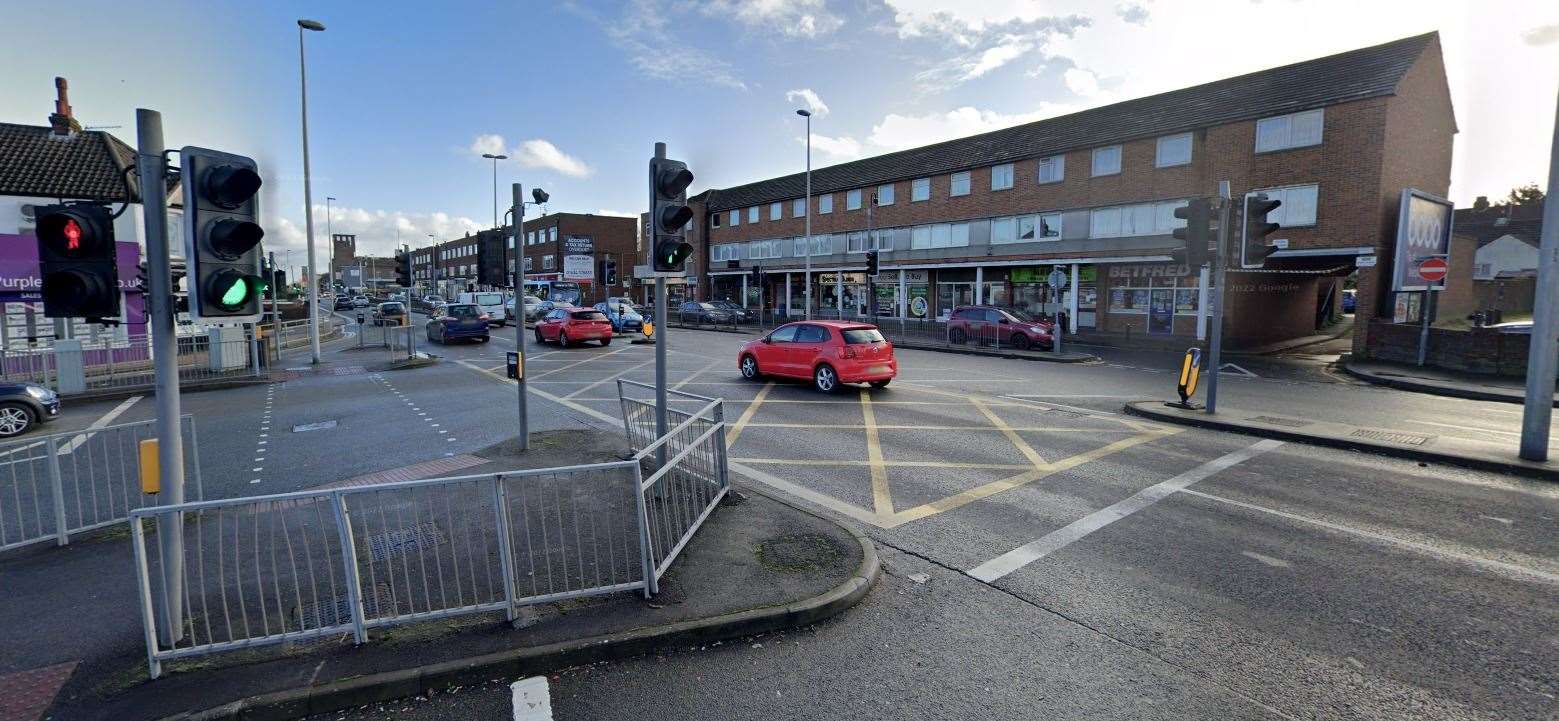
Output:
458 291 508 326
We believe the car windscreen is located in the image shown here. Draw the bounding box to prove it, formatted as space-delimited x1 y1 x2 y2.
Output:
572 311 609 321
841 328 885 344
447 305 480 318
474 293 502 305
380 303 404 313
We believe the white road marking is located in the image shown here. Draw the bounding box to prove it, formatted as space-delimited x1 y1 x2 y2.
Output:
998 396 1120 417
58 395 143 455
1241 550 1293 568
1402 418 1524 438
1479 515 1514 525
1219 363 1258 378
510 676 552 721
968 439 1285 582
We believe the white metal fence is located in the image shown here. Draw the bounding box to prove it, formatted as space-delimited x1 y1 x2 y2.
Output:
0 415 202 552
0 327 263 394
129 385 728 678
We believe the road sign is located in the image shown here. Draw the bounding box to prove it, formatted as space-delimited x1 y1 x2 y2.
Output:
1170 347 1202 409
1356 255 1378 268
1418 257 1448 282
1391 188 1453 291
1048 268 1068 290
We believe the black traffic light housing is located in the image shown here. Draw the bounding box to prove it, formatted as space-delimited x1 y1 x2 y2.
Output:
182 146 265 319
1240 192 1283 269
603 257 618 286
750 265 763 288
649 152 695 273
35 203 120 321
865 250 880 276
394 249 412 287
1170 197 1214 269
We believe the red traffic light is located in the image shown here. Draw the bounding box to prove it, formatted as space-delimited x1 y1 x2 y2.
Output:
202 165 262 209
656 166 694 199
37 207 110 257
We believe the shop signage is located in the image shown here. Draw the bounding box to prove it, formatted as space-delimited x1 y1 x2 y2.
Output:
1048 268 1069 290
1356 255 1378 268
562 236 594 282
1391 188 1453 291
1107 263 1192 280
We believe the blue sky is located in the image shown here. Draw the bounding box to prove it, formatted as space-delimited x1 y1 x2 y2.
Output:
3 0 1556 270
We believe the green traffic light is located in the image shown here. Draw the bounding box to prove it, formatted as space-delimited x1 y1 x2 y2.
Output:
220 277 249 307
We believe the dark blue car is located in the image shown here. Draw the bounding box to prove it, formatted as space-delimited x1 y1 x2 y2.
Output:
425 303 490 344
594 301 644 333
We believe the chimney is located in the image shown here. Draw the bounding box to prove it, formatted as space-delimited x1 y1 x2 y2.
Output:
48 76 76 136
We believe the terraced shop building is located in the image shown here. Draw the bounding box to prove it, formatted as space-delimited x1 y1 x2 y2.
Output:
694 33 1455 353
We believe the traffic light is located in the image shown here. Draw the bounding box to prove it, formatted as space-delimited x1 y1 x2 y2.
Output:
750 265 762 288
604 257 618 286
865 250 880 276
1240 192 1283 269
649 151 695 272
181 146 265 318
1170 197 1214 269
35 203 120 321
394 249 412 287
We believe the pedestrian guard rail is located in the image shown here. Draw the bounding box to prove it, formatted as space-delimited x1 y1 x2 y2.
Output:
0 415 202 552
128 381 728 678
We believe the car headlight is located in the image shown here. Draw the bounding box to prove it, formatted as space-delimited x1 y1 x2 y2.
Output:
25 385 53 400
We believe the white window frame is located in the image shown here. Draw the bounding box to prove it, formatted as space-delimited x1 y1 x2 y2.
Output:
730 210 740 226
542 255 555 270
1253 184 1319 228
911 226 932 249
990 216 1017 244
1089 200 1189 238
747 207 759 224
1256 109 1324 153
711 243 743 262
870 228 893 252
1037 155 1065 184
818 194 833 214
770 202 782 221
793 198 806 216
990 163 1014 191
1091 145 1121 176
877 184 894 206
911 178 930 202
950 171 971 197
548 227 557 242
847 231 869 253
1155 133 1192 168
846 189 862 211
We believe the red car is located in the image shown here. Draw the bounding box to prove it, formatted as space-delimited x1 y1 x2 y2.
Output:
535 307 614 347
946 305 1053 350
738 321 896 393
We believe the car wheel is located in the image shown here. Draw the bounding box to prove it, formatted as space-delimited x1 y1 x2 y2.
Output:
600 337 612 347
536 328 547 345
950 328 967 344
870 379 892 389
0 402 36 438
1011 334 1031 351
740 354 761 380
813 364 839 394
479 335 490 343
559 331 571 347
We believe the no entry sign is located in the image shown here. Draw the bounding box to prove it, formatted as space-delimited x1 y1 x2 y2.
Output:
1418 257 1449 283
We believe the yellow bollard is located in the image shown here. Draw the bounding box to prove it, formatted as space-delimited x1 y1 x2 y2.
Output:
139 438 160 495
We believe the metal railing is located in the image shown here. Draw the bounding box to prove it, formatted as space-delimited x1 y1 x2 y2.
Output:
672 307 1070 354
129 385 729 678
0 327 268 393
0 415 202 552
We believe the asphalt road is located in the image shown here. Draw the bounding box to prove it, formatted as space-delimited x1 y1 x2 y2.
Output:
303 323 1556 721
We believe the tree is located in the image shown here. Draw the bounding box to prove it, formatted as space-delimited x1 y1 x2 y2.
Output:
1503 183 1544 207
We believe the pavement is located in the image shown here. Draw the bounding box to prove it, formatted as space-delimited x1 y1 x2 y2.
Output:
1344 358 1559 407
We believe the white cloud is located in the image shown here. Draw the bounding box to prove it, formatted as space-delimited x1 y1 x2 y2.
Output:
890 7 1092 93
694 0 843 38
1523 23 1559 46
513 139 593 179
786 88 830 117
884 1 1073 43
1063 67 1102 97
593 209 639 218
1115 2 1150 26
866 104 1083 152
468 133 506 157
803 133 863 160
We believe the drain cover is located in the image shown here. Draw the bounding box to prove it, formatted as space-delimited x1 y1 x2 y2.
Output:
1247 415 1311 428
1350 429 1432 446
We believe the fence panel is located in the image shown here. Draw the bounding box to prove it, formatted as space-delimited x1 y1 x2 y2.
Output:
0 415 201 552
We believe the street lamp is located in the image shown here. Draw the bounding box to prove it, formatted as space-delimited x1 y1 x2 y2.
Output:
483 153 509 289
796 108 812 320
325 196 336 290
297 18 326 363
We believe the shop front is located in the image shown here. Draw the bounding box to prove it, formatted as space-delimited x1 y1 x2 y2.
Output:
1097 262 1203 338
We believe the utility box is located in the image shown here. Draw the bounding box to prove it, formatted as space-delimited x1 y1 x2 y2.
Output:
206 326 249 372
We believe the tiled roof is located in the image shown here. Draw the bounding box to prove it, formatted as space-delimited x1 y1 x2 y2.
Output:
0 122 147 202
1452 210 1543 247
704 33 1438 211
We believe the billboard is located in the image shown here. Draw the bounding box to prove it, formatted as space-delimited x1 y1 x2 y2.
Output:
0 233 143 301
1390 188 1454 292
341 265 364 288
562 236 594 283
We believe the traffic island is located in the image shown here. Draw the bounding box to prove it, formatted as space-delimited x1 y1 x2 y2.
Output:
35 428 878 721
1123 401 1559 482
1342 359 1559 407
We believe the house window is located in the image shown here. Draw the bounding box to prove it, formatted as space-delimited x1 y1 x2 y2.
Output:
1091 145 1121 176
793 198 806 216
712 244 742 262
730 210 740 226
870 228 894 251
1089 200 1189 238
523 257 533 272
1254 184 1319 227
911 226 931 249
818 194 833 214
877 184 894 206
991 163 1014 191
948 223 970 247
748 207 759 223
548 227 557 242
1156 133 1192 167
712 213 722 228
847 189 862 210
1256 109 1324 152
1037 155 1065 184
848 231 868 253
991 217 1017 244
950 171 971 196
748 239 782 259
770 202 782 220
1038 212 1061 239
911 178 930 201
543 256 555 270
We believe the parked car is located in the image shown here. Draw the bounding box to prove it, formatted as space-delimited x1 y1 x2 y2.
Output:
333 296 356 311
350 296 371 309
531 300 573 320
507 295 545 322
677 301 734 325
425 303 490 344
535 308 614 347
457 291 508 327
738 321 896 393
372 301 407 326
594 301 644 333
709 300 757 323
946 305 1053 350
0 382 60 437
1342 289 1357 313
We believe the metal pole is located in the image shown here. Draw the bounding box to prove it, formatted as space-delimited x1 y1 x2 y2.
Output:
653 144 669 468
325 197 334 291
269 252 281 362
136 109 185 644
1206 180 1232 414
1520 91 1559 461
512 184 530 452
1416 289 1434 366
804 115 812 321
299 25 322 364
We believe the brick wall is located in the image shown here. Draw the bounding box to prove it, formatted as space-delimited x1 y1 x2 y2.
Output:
1365 320 1540 377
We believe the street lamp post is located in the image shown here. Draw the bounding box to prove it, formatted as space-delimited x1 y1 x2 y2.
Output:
297 18 326 364
797 109 812 320
325 196 336 291
482 153 508 289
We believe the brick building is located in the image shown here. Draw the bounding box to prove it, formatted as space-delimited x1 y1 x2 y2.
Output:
405 213 636 304
693 33 1455 352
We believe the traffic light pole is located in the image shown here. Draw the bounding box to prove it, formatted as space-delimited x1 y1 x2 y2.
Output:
135 109 186 645
652 145 669 468
1519 94 1559 462
1205 180 1232 415
512 184 530 451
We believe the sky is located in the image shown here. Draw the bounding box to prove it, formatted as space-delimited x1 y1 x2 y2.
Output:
2 0 1556 274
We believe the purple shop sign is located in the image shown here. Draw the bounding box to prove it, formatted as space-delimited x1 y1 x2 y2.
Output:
0 233 148 331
